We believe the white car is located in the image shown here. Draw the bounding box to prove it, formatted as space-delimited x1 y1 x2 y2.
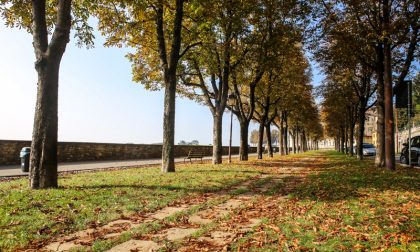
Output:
353 143 376 156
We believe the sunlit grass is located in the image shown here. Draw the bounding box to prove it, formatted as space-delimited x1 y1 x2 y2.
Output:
0 163 260 251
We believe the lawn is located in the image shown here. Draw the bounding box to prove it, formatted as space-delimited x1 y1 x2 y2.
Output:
231 151 420 251
0 163 260 251
1 151 419 251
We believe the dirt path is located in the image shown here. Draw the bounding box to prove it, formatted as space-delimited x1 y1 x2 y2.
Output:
42 176 263 251
42 155 322 252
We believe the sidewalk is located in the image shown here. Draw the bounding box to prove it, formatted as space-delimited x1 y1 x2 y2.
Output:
0 153 257 177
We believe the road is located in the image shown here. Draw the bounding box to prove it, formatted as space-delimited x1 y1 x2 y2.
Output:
0 154 256 177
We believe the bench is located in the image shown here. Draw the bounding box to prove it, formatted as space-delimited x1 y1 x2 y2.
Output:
184 150 204 163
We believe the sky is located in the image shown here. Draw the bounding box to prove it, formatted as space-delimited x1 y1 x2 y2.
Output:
0 24 323 146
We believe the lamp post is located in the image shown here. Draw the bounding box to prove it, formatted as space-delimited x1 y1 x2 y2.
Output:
227 93 237 163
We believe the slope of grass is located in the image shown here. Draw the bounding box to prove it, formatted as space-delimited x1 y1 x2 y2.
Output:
0 163 260 251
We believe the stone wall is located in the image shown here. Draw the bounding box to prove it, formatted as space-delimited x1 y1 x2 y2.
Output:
0 140 257 165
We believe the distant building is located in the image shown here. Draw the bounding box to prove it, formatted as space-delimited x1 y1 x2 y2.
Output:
364 108 377 144
319 138 334 149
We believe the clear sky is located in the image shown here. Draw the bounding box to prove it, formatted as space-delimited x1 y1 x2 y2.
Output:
0 24 323 146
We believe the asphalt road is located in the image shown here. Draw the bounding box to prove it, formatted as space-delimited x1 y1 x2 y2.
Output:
0 154 255 177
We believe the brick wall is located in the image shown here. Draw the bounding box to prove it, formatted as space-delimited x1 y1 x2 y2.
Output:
0 140 257 165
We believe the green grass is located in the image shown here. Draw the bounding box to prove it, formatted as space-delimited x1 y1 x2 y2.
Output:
0 163 260 251
231 151 420 251
2 151 419 251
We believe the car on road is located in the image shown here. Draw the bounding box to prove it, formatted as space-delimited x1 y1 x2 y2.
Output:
353 143 376 156
400 136 420 164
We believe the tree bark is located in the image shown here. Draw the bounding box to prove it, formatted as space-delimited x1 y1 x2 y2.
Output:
280 114 284 155
344 125 348 154
340 128 345 153
162 73 176 172
257 121 265 159
30 58 60 189
375 44 386 167
159 0 184 173
284 112 289 154
357 101 366 160
292 129 297 154
212 114 223 164
239 121 250 161
29 0 71 189
383 0 395 170
265 122 273 157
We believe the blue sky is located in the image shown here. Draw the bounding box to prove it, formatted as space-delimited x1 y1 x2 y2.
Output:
0 24 323 146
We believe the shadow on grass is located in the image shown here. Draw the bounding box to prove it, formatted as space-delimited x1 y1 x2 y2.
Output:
64 184 228 194
287 154 420 201
180 169 261 174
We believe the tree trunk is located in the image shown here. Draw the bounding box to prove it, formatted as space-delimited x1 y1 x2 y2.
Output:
284 112 289 154
30 60 60 189
212 113 223 164
159 0 184 173
300 131 306 152
257 121 265 159
280 114 284 155
375 44 386 167
162 74 176 172
357 104 366 160
349 120 355 157
292 130 297 154
265 123 273 157
383 0 395 170
344 125 348 154
340 129 345 153
29 0 71 189
239 121 250 161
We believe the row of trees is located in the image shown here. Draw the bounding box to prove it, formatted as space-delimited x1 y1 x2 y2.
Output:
317 0 419 168
0 0 322 189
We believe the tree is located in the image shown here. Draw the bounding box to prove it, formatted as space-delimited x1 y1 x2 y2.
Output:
271 129 279 146
230 0 310 161
316 0 419 170
1 1 93 188
178 0 251 164
318 72 358 155
190 140 199 145
314 32 377 158
249 129 259 146
96 0 192 172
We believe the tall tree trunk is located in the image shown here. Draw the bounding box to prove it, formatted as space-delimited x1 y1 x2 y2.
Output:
340 128 345 153
300 132 305 152
239 121 249 161
265 123 273 157
344 126 348 154
257 121 265 159
284 112 289 154
30 59 60 189
383 0 395 170
162 74 176 172
30 0 71 189
280 116 284 155
375 44 386 167
357 102 366 160
292 129 297 154
212 113 223 164
349 119 355 157
159 0 184 173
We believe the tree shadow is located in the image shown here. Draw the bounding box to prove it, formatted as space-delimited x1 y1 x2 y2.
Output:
181 169 262 174
284 161 420 202
60 178 258 195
